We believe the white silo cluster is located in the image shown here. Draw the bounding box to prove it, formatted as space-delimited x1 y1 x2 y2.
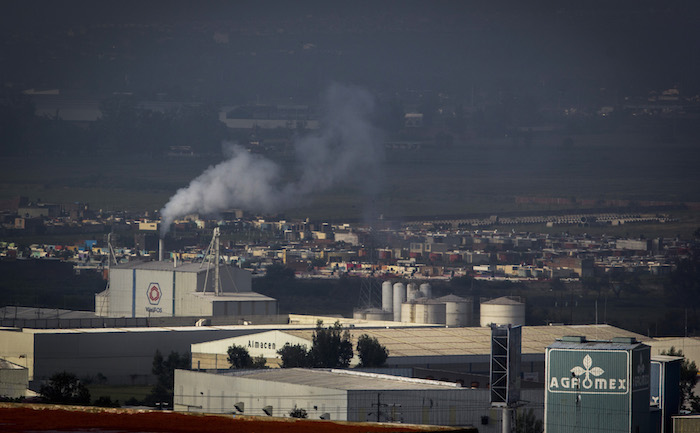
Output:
356 283 525 328
375 281 473 327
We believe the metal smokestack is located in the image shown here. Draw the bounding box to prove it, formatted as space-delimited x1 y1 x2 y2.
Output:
159 239 164 262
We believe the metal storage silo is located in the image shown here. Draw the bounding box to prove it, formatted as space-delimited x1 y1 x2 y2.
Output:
422 301 446 324
406 283 419 301
401 302 416 323
479 296 525 327
352 309 366 320
392 282 405 322
402 299 446 324
381 280 393 312
419 283 432 299
363 308 393 321
437 294 472 327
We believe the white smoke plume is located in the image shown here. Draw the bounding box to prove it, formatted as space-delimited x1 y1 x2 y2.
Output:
159 83 383 236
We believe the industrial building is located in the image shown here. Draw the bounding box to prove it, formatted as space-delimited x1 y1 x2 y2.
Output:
545 336 651 433
0 317 429 387
95 261 276 319
191 330 312 369
0 318 646 390
174 367 544 431
190 324 647 387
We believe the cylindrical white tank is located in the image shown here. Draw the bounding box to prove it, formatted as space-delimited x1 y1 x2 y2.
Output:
420 283 432 299
446 300 472 327
480 296 525 327
382 281 393 312
401 301 446 324
393 283 406 322
365 309 393 321
407 283 418 301
401 302 416 324
353 310 366 320
407 283 420 301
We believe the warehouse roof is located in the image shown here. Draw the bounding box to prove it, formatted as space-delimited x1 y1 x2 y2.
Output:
282 324 648 357
0 307 97 320
190 292 277 302
223 368 462 390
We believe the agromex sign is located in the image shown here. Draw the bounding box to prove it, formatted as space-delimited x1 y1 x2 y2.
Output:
547 349 629 395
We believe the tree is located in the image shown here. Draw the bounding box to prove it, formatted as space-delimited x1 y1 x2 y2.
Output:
227 344 267 369
356 334 389 368
277 344 311 368
251 355 268 369
39 372 91 405
309 321 353 368
227 345 253 369
660 346 700 412
148 350 190 408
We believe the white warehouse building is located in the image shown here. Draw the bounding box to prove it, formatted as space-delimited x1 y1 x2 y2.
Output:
174 368 544 430
95 261 276 319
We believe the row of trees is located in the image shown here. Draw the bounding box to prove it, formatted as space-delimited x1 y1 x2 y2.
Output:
226 321 388 370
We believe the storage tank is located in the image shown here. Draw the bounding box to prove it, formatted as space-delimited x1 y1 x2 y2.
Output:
402 300 446 324
381 280 393 312
437 294 472 327
392 283 406 322
419 283 432 299
365 308 393 321
479 296 525 327
406 283 419 301
355 308 392 321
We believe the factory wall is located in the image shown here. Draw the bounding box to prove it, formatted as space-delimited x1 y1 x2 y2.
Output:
174 369 347 419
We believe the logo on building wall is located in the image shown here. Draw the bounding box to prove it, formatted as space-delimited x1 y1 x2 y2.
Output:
147 282 162 305
548 351 629 394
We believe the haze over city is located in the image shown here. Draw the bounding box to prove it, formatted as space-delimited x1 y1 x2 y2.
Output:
1 1 700 432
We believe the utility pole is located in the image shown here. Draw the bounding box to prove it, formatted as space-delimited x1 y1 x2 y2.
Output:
371 393 387 422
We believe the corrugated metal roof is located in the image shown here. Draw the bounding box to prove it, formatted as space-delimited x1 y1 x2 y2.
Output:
0 307 97 320
282 324 648 357
222 368 462 390
190 292 276 302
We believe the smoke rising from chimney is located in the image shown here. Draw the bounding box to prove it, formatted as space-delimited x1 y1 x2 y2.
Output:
159 83 383 236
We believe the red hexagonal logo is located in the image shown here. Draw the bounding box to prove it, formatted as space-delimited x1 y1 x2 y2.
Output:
147 282 161 305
